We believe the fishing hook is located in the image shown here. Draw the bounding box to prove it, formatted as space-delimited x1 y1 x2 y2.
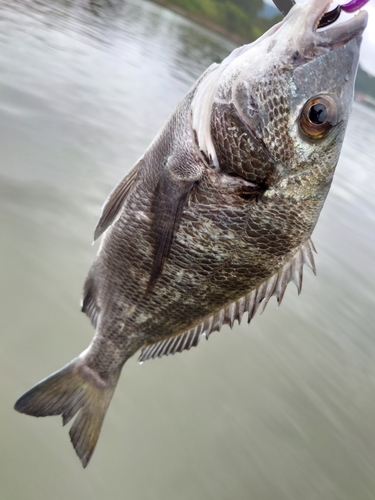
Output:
272 0 369 28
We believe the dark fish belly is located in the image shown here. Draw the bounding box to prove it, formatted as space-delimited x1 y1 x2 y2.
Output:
96 169 323 346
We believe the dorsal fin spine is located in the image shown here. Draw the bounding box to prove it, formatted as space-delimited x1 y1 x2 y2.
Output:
291 250 303 293
236 296 246 324
138 238 317 363
261 274 278 313
204 316 213 338
302 243 316 274
247 290 257 323
148 343 160 359
276 266 291 305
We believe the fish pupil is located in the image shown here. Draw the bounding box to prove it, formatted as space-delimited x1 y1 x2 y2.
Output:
309 104 327 125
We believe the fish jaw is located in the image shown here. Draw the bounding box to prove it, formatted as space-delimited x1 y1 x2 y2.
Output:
230 0 369 66
192 0 367 176
276 0 368 59
230 0 368 155
287 37 362 170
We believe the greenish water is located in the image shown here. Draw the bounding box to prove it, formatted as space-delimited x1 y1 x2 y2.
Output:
1 1 375 499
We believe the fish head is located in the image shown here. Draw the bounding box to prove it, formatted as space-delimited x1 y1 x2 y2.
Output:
192 0 368 196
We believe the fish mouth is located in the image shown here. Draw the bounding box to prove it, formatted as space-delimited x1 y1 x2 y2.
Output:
318 11 368 47
305 0 368 49
280 0 369 58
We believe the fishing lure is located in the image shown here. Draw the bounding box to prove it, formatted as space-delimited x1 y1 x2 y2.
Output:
273 0 370 26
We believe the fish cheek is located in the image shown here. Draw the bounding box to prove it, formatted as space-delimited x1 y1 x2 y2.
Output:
232 81 262 138
210 102 275 186
233 70 298 166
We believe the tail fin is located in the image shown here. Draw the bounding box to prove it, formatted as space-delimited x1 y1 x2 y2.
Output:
14 357 121 467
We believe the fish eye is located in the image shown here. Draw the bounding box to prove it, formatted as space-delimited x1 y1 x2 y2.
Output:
299 95 338 139
308 103 327 124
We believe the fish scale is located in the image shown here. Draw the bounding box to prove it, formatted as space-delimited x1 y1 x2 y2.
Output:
14 0 368 468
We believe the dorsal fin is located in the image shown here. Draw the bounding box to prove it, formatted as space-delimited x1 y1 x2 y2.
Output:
138 238 316 363
94 162 141 241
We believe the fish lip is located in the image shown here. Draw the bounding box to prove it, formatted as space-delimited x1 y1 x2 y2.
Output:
315 9 368 48
299 0 368 36
289 0 369 59
303 0 369 47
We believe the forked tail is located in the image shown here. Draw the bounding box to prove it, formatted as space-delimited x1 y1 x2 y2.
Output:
14 356 121 467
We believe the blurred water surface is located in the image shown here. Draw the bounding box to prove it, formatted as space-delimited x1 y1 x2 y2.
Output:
1 1 375 499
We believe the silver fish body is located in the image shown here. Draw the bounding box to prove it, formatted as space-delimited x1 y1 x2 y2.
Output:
15 0 367 467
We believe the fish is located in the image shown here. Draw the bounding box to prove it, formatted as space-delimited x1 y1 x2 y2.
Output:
15 0 368 468
273 0 369 25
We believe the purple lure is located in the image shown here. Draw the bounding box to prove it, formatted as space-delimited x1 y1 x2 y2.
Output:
273 0 370 27
341 0 370 14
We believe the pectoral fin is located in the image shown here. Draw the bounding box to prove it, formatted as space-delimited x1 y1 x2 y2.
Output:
148 171 197 290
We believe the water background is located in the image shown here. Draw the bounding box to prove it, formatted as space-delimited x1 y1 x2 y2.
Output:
1 1 375 499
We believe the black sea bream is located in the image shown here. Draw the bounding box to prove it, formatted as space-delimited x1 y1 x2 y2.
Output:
15 0 368 467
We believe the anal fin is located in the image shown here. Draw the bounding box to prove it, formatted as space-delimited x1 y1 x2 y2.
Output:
81 268 100 327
